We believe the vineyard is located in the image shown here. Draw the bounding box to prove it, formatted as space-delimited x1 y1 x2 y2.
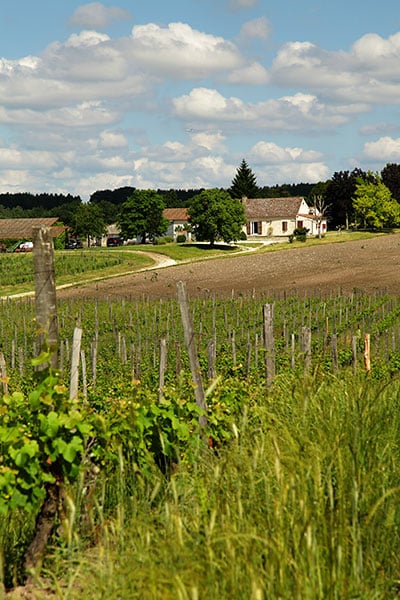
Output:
0 250 154 297
1 235 400 598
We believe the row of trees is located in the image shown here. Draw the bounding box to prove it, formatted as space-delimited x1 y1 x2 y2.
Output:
2 160 400 242
117 188 246 246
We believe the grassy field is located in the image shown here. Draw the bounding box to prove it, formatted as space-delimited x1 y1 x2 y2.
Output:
2 372 400 598
0 244 241 297
1 286 400 597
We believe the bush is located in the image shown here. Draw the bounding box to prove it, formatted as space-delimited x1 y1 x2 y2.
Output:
153 236 174 245
176 234 187 244
293 227 309 242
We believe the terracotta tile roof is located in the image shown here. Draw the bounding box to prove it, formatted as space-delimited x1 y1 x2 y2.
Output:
0 217 64 240
242 197 305 219
163 208 189 221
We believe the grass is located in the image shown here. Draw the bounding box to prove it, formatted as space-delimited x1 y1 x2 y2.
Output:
7 371 398 599
0 250 153 297
131 242 242 261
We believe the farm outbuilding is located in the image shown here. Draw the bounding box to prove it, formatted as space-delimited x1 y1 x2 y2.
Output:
0 217 66 242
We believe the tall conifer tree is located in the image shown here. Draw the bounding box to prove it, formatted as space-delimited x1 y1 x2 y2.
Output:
229 159 259 198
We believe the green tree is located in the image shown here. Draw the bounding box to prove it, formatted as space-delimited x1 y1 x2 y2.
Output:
353 176 400 229
381 163 400 202
324 168 373 229
188 189 247 246
118 189 168 244
71 203 106 246
229 159 259 199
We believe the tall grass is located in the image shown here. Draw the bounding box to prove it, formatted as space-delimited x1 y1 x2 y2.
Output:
25 372 400 599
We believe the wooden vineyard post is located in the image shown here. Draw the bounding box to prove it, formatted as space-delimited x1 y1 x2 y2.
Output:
352 335 358 375
364 333 371 374
208 339 216 380
331 333 338 373
177 281 208 428
25 226 60 581
159 338 167 400
69 327 82 400
263 303 275 388
301 326 312 374
0 351 8 395
32 226 58 369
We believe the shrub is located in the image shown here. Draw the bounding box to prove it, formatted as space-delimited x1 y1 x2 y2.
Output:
293 227 309 242
176 234 187 244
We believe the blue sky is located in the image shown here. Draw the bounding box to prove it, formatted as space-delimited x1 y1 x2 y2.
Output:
1 1 400 199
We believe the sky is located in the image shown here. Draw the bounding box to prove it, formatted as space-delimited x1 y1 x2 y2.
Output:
1 1 400 200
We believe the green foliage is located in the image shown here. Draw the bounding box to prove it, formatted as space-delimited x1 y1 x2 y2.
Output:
353 175 400 229
188 188 247 246
0 363 94 515
118 190 168 244
70 203 107 244
229 159 259 199
176 234 187 243
381 162 400 202
293 226 309 242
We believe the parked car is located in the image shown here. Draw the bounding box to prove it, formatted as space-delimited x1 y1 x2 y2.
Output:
106 235 123 247
65 238 83 249
13 241 34 252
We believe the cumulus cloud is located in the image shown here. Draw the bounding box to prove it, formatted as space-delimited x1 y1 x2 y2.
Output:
238 17 271 42
243 140 330 183
271 32 400 104
128 22 250 79
99 130 129 148
68 2 132 29
362 136 400 161
173 88 365 132
250 141 323 164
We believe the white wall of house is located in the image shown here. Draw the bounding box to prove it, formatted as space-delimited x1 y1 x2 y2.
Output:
245 216 327 238
165 221 192 241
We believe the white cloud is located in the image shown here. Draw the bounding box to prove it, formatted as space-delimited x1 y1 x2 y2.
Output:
247 140 329 184
230 0 258 10
173 88 365 131
65 30 110 48
271 32 400 104
359 122 399 137
128 22 247 79
68 3 132 29
238 17 271 42
99 130 129 148
250 141 323 164
362 136 400 161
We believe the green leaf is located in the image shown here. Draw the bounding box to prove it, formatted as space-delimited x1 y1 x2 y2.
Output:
31 351 52 367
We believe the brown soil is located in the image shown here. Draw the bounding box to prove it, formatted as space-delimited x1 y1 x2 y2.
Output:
57 234 400 301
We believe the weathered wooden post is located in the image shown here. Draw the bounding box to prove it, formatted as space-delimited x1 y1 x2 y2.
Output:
25 226 59 581
0 351 8 395
69 327 82 400
158 338 167 400
364 333 371 374
177 281 207 427
263 303 275 388
32 226 58 369
301 326 312 374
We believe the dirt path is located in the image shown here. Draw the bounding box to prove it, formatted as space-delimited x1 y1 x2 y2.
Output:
56 234 400 300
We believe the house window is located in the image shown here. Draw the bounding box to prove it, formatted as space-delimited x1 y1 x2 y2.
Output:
282 221 288 233
297 220 303 229
249 221 261 234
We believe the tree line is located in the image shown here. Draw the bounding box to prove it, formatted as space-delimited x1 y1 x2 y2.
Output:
1 160 400 244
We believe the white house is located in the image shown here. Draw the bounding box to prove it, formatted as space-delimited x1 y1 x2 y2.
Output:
241 197 327 238
163 208 191 241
